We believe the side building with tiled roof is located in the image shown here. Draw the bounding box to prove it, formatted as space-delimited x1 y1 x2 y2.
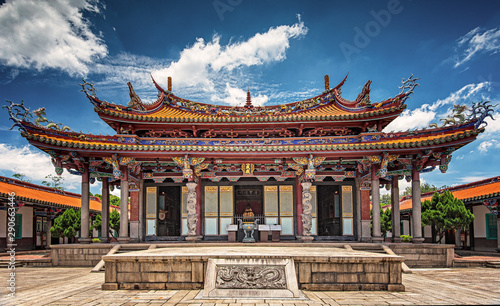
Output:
398 176 500 252
0 176 102 251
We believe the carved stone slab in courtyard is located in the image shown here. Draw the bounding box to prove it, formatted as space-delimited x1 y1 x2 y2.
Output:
203 258 301 298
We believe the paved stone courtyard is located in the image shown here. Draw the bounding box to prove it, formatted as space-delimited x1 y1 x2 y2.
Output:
1 267 499 305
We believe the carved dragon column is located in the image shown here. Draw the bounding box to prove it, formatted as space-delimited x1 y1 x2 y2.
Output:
300 181 314 242
185 182 202 242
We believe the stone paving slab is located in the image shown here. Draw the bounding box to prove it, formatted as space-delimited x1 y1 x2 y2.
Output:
1 267 500 305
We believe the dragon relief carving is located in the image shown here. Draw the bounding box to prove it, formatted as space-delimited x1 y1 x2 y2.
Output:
186 182 198 236
216 265 286 289
301 181 313 236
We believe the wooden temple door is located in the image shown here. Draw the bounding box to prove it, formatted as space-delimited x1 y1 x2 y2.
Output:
317 184 354 238
35 216 47 248
157 186 181 236
318 185 341 236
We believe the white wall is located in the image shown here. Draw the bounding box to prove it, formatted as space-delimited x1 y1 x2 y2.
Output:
18 206 33 238
424 225 432 238
0 210 6 238
473 205 490 238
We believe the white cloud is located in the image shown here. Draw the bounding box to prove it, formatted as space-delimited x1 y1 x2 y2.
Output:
210 83 269 107
457 175 490 184
0 143 82 190
478 139 500 154
150 18 307 105
384 107 436 131
0 0 108 76
454 27 500 68
429 82 490 111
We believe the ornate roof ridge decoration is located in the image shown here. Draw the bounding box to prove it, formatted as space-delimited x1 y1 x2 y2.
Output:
428 100 497 130
332 74 419 111
4 100 76 135
17 118 484 155
83 74 415 120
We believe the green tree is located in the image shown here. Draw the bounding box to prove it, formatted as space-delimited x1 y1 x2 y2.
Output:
91 214 102 238
381 208 392 234
12 173 31 183
51 208 80 242
41 174 65 190
422 191 474 243
380 194 391 206
109 209 120 237
110 194 121 207
401 183 440 197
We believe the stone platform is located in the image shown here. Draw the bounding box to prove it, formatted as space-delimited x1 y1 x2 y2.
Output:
102 245 405 292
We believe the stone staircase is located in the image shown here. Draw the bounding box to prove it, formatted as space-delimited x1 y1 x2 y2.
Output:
349 243 412 273
91 244 151 272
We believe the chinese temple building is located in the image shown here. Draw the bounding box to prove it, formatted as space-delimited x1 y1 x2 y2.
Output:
4 74 493 244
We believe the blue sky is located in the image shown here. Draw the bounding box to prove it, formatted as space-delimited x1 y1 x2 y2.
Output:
0 0 499 196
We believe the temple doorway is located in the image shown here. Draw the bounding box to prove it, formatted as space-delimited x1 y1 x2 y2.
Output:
234 185 263 220
157 186 181 236
317 185 342 236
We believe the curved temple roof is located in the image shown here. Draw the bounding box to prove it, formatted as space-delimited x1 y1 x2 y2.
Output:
4 74 491 183
82 74 413 125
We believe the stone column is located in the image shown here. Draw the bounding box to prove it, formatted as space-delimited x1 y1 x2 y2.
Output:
45 217 52 248
300 181 314 242
411 163 424 243
101 177 110 243
355 177 362 241
138 179 144 241
371 165 383 242
80 162 91 243
296 177 303 236
186 182 202 242
118 167 130 243
391 175 401 242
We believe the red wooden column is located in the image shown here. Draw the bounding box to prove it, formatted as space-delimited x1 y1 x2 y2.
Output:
295 176 303 236
129 188 139 242
360 186 372 242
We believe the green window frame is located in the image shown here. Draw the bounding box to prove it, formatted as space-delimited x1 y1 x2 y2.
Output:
14 214 22 239
485 213 498 240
